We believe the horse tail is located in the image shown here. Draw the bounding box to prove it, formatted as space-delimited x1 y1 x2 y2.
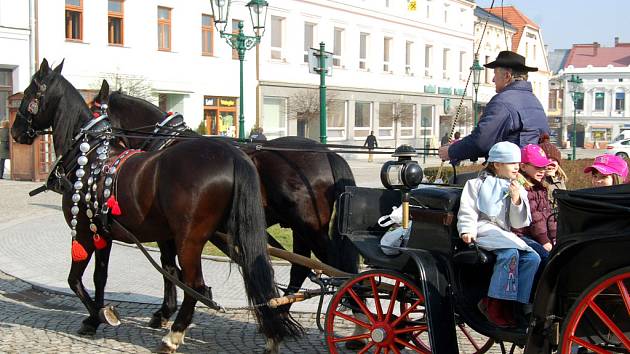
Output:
227 151 304 341
326 153 359 274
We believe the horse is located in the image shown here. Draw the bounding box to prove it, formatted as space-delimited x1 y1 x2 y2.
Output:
90 80 359 327
11 59 302 353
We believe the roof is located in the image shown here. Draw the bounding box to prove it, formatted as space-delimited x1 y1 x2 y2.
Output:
548 49 570 74
474 7 516 32
564 42 630 68
485 6 539 51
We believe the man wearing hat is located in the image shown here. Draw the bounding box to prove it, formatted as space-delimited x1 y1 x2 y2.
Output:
439 51 550 163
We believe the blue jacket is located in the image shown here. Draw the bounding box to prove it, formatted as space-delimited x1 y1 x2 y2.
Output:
449 81 549 161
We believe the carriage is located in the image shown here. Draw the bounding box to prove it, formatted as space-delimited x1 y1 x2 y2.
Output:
297 150 630 353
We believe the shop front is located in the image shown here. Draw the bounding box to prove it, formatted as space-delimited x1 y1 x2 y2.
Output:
203 96 238 137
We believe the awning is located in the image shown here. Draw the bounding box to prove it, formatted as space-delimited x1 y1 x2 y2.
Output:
590 124 613 129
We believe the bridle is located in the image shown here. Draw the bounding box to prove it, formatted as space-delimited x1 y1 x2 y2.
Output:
19 78 48 138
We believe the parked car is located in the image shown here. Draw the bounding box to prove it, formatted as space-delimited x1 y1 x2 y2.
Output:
606 138 630 158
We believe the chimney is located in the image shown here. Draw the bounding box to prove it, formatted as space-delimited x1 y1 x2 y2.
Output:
593 42 600 56
615 36 620 47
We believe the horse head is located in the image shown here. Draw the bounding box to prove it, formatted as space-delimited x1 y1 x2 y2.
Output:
12 58 91 156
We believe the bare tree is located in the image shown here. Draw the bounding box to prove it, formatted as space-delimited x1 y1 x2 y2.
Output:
287 88 337 139
91 72 154 101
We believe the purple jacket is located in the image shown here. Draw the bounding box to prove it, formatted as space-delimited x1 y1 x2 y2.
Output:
449 81 549 161
512 181 556 245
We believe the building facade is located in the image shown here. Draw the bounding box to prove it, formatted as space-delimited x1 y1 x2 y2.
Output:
559 40 630 147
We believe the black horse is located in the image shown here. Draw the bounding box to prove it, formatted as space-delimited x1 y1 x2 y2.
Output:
90 80 358 326
11 59 302 353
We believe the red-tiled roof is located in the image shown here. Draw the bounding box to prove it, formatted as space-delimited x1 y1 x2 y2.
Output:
485 6 539 51
564 43 630 68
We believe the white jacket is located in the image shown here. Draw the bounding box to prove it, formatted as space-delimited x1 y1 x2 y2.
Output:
457 177 533 251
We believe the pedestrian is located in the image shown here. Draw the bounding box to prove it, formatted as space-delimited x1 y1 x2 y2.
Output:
538 134 567 205
457 141 540 328
440 133 449 146
364 131 378 162
0 120 9 179
512 145 556 264
452 131 461 143
438 51 550 163
584 154 628 187
249 126 267 142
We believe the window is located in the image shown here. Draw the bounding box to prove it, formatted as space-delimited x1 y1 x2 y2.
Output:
459 51 465 80
327 100 347 139
616 92 625 111
405 41 413 75
548 90 558 110
574 93 584 110
157 6 171 51
271 16 284 60
108 0 124 45
263 97 287 138
359 33 369 70
424 45 432 77
232 20 240 59
202 15 214 55
420 105 434 141
442 48 450 79
598 78 603 82
383 37 392 72
399 104 415 138
303 22 315 63
594 91 605 111
533 44 537 61
354 102 372 138
0 69 12 122
65 0 82 40
444 4 449 23
333 27 344 67
379 103 394 137
484 55 491 84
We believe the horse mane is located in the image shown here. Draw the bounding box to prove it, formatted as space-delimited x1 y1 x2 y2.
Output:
264 136 325 149
51 73 92 156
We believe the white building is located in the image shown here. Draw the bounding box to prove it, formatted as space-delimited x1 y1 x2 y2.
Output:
1 0 476 147
559 40 630 147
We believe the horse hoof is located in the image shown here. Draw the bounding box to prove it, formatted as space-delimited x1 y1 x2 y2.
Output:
148 315 169 329
98 305 121 326
345 339 367 350
154 342 177 354
77 323 97 336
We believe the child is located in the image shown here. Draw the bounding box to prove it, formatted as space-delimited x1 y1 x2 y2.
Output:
538 136 567 205
458 141 541 328
512 144 556 263
584 154 629 187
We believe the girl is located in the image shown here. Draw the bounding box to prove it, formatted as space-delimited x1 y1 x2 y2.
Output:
458 141 541 328
513 144 556 263
584 154 628 187
538 136 567 205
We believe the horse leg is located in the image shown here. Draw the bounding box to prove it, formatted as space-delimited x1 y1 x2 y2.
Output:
286 235 311 295
149 239 180 329
67 247 102 335
156 243 205 354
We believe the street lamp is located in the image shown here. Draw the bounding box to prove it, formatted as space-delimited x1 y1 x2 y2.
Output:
568 74 584 161
470 55 483 128
210 0 269 140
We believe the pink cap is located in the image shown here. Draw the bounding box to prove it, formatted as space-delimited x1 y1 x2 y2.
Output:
521 144 553 167
584 154 629 180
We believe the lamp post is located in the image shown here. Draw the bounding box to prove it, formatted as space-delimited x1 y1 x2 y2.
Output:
568 74 584 161
470 55 483 128
210 0 268 140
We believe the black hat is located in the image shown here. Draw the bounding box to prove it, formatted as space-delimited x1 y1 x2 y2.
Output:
484 51 538 72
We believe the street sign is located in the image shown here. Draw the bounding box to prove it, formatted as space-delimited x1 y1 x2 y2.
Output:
308 48 333 76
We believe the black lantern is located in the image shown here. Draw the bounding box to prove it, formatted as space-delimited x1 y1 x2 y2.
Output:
380 145 423 191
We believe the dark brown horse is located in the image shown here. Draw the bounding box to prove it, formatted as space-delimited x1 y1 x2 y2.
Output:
11 59 302 353
91 80 358 326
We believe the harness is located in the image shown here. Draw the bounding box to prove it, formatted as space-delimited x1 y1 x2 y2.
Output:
140 112 189 151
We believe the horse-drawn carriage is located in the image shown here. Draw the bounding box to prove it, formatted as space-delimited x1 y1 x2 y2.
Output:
11 60 630 353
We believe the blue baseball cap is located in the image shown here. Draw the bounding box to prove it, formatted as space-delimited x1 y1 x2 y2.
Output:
487 141 521 163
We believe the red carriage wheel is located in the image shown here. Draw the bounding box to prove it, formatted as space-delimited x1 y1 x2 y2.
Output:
325 270 431 353
560 267 630 354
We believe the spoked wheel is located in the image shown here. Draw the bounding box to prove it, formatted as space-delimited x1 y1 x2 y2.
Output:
560 267 630 354
325 270 430 353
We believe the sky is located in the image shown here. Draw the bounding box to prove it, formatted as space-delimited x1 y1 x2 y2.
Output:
476 0 628 51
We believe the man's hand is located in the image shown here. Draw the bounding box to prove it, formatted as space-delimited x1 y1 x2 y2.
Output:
543 242 552 252
438 145 451 161
461 233 476 244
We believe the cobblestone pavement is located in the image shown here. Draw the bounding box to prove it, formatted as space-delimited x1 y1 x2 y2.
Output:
0 166 533 353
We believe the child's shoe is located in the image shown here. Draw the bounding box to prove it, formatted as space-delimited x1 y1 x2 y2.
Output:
478 297 516 328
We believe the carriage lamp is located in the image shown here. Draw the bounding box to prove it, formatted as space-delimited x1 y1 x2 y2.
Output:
210 0 269 140
381 145 423 229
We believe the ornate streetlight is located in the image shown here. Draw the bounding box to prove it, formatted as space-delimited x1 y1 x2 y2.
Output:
470 55 484 127
210 0 269 140
568 74 584 161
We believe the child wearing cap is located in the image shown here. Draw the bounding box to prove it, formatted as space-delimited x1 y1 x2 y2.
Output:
458 141 541 328
512 144 556 265
584 154 629 187
538 135 567 205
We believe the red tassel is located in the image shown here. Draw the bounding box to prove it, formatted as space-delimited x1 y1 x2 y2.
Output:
93 234 107 250
111 200 122 215
106 196 116 208
92 112 101 118
71 240 88 262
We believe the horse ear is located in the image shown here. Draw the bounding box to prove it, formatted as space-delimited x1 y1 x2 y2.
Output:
38 59 50 77
97 80 110 101
53 59 65 74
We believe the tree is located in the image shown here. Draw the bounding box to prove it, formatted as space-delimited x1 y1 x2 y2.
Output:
286 88 337 140
91 72 153 101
